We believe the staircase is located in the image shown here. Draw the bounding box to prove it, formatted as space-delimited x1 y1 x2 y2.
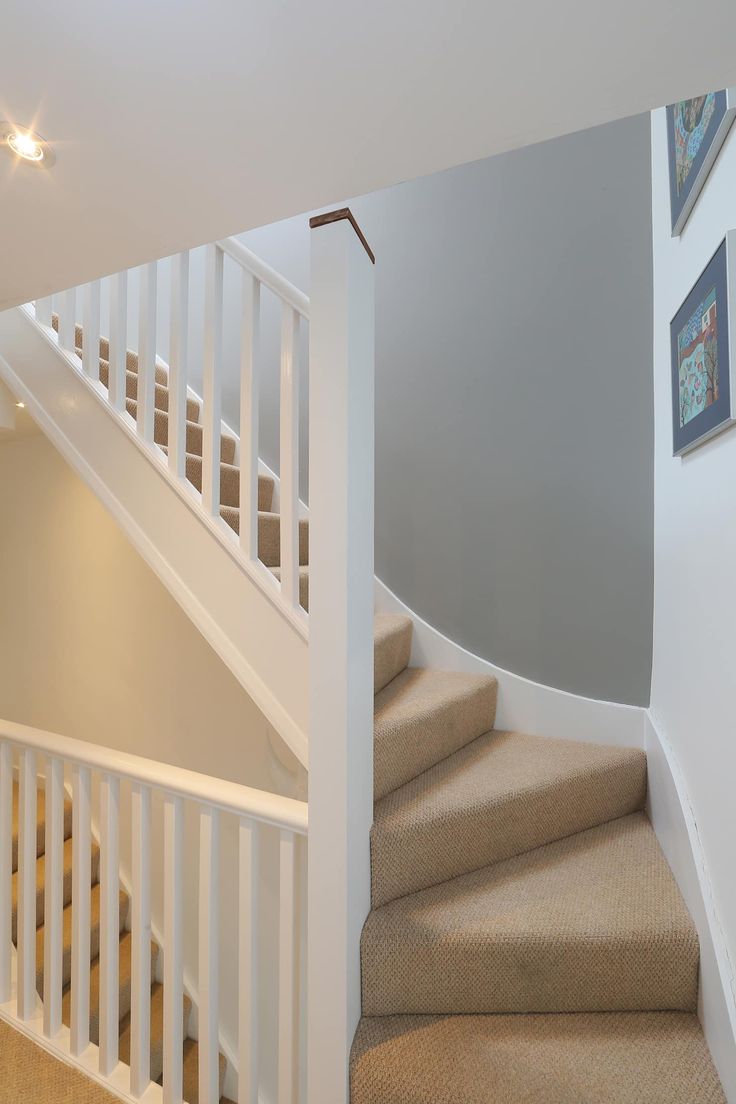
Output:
351 616 726 1103
10 782 232 1103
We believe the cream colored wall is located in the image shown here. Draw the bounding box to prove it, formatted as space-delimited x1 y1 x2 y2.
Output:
0 430 300 792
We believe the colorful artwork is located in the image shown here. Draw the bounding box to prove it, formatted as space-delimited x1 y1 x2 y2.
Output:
670 237 733 455
673 95 717 196
677 286 718 427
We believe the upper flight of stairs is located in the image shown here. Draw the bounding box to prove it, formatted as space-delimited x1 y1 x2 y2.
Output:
357 615 726 1103
50 316 311 607
10 784 233 1104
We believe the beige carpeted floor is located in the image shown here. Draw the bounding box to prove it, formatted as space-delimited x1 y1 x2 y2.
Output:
0 1018 122 1103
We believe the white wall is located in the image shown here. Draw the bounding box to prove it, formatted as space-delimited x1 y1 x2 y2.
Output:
649 107 736 1072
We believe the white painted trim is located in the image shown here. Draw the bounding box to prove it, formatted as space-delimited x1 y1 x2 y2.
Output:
645 711 736 1101
374 576 646 748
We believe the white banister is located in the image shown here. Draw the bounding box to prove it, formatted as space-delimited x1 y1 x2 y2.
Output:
239 274 261 561
163 794 184 1104
307 210 375 1104
59 288 77 352
109 271 128 412
217 237 309 319
82 281 101 382
35 297 53 327
70 763 92 1056
278 830 297 1104
202 243 224 518
0 741 11 1003
168 252 190 480
130 783 152 1096
43 755 64 1038
138 261 158 444
199 806 220 1104
98 772 120 1076
279 305 300 608
17 746 37 1021
238 818 260 1104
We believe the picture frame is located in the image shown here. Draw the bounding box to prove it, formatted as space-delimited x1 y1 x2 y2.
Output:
670 233 736 456
667 90 736 236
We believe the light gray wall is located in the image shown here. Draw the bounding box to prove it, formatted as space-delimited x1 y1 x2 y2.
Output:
222 114 654 705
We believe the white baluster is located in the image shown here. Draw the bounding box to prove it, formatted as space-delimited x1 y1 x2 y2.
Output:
130 783 152 1097
16 747 36 1020
109 272 128 412
82 281 101 381
58 288 77 353
0 742 11 1003
238 818 260 1104
199 806 219 1104
307 211 376 1103
98 773 120 1076
70 764 92 1056
43 756 64 1038
278 830 297 1104
35 298 53 327
163 795 184 1104
138 261 158 443
202 244 223 517
168 252 190 480
240 275 261 561
279 306 300 605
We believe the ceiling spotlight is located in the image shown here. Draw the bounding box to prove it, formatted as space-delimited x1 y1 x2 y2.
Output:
0 122 55 167
16 402 25 409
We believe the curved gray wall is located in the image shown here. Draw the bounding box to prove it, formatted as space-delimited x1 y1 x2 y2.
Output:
232 114 654 705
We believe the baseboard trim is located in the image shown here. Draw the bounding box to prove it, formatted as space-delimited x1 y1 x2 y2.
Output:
645 710 736 1102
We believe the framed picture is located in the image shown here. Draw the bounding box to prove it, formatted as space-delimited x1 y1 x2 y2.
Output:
667 90 736 236
671 234 736 456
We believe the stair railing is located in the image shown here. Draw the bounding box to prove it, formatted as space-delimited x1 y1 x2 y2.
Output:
0 716 307 1104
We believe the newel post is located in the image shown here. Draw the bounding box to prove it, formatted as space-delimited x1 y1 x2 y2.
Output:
307 209 375 1104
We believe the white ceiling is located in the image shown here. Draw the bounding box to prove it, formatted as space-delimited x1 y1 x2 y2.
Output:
2 0 736 310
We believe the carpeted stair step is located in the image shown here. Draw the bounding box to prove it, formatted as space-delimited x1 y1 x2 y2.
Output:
167 451 274 511
97 360 200 421
220 508 309 566
51 318 168 386
61 932 159 1046
270 565 310 610
11 836 101 941
350 1011 727 1104
180 1036 227 1104
374 615 414 694
36 885 128 996
371 731 647 906
361 813 699 1016
12 782 73 873
123 401 236 464
119 981 192 1084
373 668 498 801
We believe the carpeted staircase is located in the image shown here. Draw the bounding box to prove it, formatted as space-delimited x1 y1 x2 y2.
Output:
10 783 233 1104
44 317 726 1102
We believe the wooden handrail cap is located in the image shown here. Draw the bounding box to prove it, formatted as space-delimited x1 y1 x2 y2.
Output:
309 207 375 264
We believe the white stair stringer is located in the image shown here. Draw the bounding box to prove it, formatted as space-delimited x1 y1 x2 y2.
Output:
0 304 309 767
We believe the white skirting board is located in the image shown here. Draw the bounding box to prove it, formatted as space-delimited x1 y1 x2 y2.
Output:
645 711 736 1102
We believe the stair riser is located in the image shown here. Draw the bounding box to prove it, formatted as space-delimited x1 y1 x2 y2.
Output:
12 842 100 943
371 752 648 906
220 509 310 567
181 454 274 511
98 362 199 421
361 939 699 1016
374 620 413 694
123 401 236 463
36 890 128 996
11 800 73 874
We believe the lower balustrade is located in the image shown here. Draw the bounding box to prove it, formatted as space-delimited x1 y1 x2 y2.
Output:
0 718 307 1104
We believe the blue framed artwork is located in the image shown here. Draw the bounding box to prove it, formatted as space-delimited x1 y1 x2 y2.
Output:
667 91 736 236
671 235 736 455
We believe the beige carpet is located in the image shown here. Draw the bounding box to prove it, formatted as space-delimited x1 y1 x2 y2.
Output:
0 1018 122 1104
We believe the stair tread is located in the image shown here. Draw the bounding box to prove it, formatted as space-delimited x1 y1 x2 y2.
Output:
373 667 498 801
351 1011 726 1104
119 981 192 1083
12 835 100 939
37 885 128 994
220 507 309 565
374 614 413 694
11 781 73 871
61 932 159 1044
181 1036 227 1104
371 730 647 905
361 813 698 1015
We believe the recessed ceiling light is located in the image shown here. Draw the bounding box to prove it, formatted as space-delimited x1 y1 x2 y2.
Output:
0 122 55 168
16 402 25 409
